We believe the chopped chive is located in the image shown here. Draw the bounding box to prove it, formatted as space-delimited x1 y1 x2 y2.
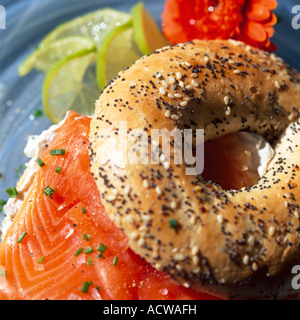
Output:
33 109 43 118
43 186 56 198
50 149 65 156
97 243 107 254
81 281 92 294
0 269 6 277
82 233 91 241
74 247 84 256
36 158 45 167
113 256 118 266
17 231 27 243
38 257 44 264
84 247 93 255
97 254 104 259
81 207 86 213
169 219 178 230
0 173 3 179
87 257 93 266
6 187 18 198
55 167 62 173
0 199 6 213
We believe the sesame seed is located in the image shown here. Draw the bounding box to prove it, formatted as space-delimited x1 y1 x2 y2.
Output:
180 101 188 107
170 200 177 209
294 210 299 218
165 110 171 118
191 73 198 78
168 76 176 85
107 194 117 202
225 107 231 116
179 81 185 88
174 254 185 261
176 72 182 80
174 93 183 98
137 238 145 247
162 80 169 87
176 264 183 272
233 69 241 75
275 80 281 89
191 80 199 87
124 185 131 195
156 186 162 195
159 87 167 95
143 179 149 188
247 235 255 246
184 61 191 67
252 262 258 272
269 226 275 237
185 85 193 90
243 255 249 265
164 162 170 170
168 93 175 99
191 246 199 256
217 215 223 224
224 96 230 105
156 73 162 79
171 114 179 121
288 113 295 121
125 215 134 224
204 56 210 62
130 232 139 240
192 256 199 265
160 154 166 162
245 150 252 157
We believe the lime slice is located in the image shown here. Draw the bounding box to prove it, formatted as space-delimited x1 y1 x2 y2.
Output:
43 48 99 124
40 8 130 48
19 36 95 77
131 2 170 55
96 21 142 90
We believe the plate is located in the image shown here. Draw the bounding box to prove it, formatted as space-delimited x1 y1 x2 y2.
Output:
0 0 299 220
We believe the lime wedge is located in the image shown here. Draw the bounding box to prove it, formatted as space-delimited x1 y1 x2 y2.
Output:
40 8 130 48
43 48 99 124
19 36 95 77
96 21 142 90
131 2 169 55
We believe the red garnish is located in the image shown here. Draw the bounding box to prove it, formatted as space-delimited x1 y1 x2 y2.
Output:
162 0 278 52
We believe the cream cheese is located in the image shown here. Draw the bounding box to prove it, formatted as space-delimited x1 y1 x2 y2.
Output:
2 113 68 238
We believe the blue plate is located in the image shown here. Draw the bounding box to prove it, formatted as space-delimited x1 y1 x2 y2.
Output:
0 0 299 216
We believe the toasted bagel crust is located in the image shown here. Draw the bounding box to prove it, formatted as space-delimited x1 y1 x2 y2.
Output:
89 40 300 299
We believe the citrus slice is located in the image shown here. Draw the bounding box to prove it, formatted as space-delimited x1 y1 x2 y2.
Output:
43 48 99 124
19 36 95 77
96 21 142 90
40 8 130 48
131 2 170 55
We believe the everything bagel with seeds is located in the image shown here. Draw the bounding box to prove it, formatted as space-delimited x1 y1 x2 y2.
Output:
89 39 300 299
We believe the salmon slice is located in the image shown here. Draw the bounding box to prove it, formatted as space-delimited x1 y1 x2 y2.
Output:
0 111 220 300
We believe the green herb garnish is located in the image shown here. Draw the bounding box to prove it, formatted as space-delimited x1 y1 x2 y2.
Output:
6 187 18 198
43 186 56 198
17 231 27 243
50 149 66 156
97 243 107 254
169 219 178 230
74 248 84 256
55 167 62 173
113 256 118 266
36 158 45 167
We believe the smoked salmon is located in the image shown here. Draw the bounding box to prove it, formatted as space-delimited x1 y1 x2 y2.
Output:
0 111 220 300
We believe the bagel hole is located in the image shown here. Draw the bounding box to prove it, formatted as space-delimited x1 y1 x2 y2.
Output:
201 132 275 190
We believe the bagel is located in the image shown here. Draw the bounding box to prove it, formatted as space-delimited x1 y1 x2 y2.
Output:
89 39 300 299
